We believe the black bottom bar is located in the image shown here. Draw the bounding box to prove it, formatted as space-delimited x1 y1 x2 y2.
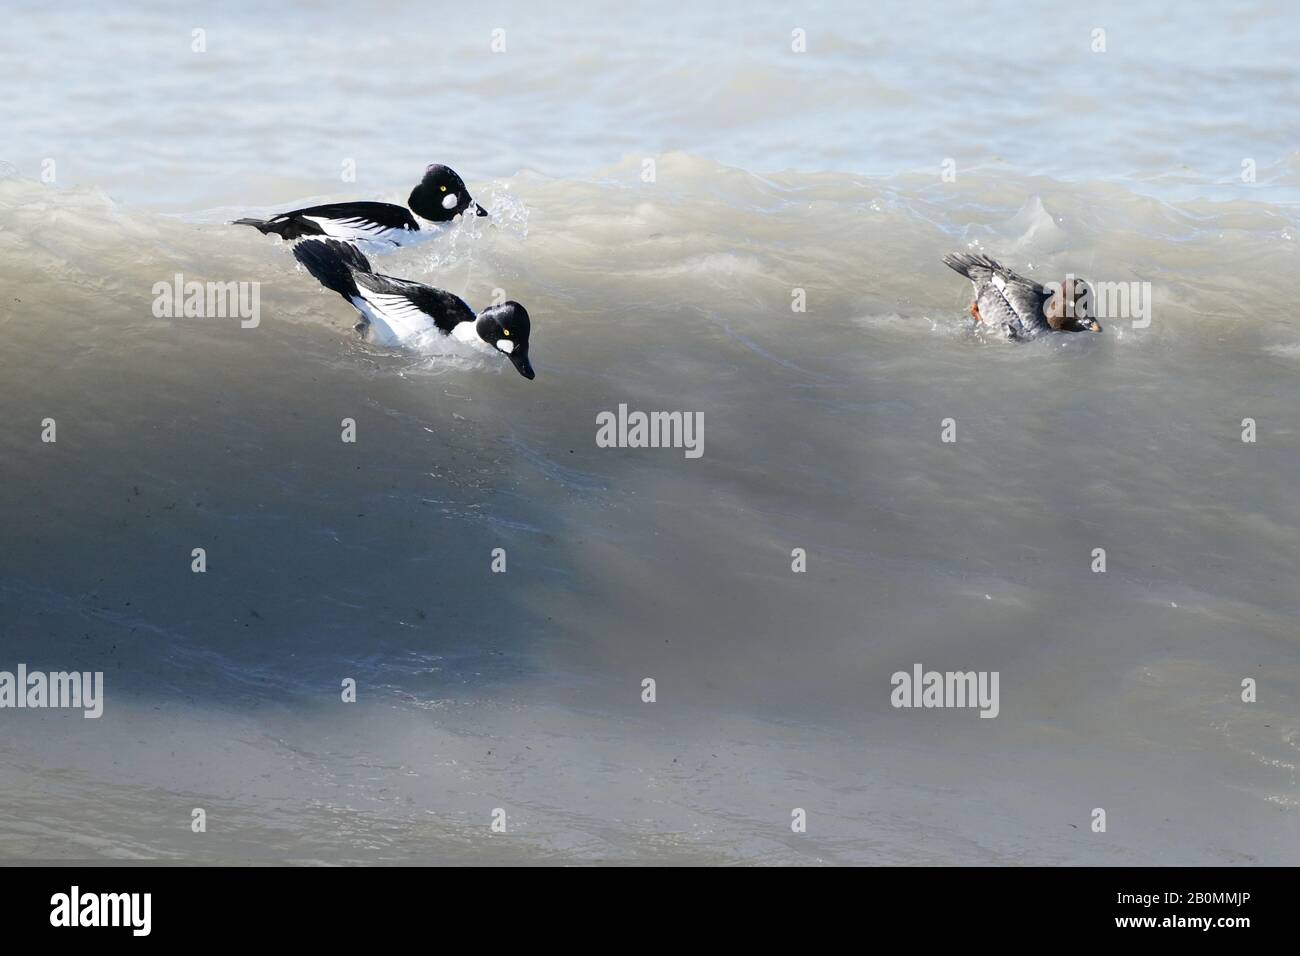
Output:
0 865 1288 941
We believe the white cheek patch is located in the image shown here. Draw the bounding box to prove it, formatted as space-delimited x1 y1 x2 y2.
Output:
497 339 515 354
442 193 459 210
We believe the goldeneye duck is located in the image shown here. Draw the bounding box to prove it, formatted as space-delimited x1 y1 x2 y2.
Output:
292 239 534 380
943 253 1101 340
233 164 488 247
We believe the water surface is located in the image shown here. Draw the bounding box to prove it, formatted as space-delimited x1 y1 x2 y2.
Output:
0 0 1297 863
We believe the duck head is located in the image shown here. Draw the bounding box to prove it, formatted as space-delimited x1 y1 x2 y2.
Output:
409 164 489 222
1046 276 1102 333
476 301 535 379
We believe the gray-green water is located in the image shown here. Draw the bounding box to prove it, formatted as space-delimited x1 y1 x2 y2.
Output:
0 0 1297 863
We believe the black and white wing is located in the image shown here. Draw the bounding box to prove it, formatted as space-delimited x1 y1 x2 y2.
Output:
252 201 421 244
350 272 476 345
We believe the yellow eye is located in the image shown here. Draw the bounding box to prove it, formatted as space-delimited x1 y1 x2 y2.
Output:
503 330 510 336
440 185 447 192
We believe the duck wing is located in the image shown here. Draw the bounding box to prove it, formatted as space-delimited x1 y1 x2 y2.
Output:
292 238 374 301
944 253 1049 337
240 201 421 244
352 272 476 338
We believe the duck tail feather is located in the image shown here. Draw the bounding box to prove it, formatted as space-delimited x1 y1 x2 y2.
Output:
943 252 1005 279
